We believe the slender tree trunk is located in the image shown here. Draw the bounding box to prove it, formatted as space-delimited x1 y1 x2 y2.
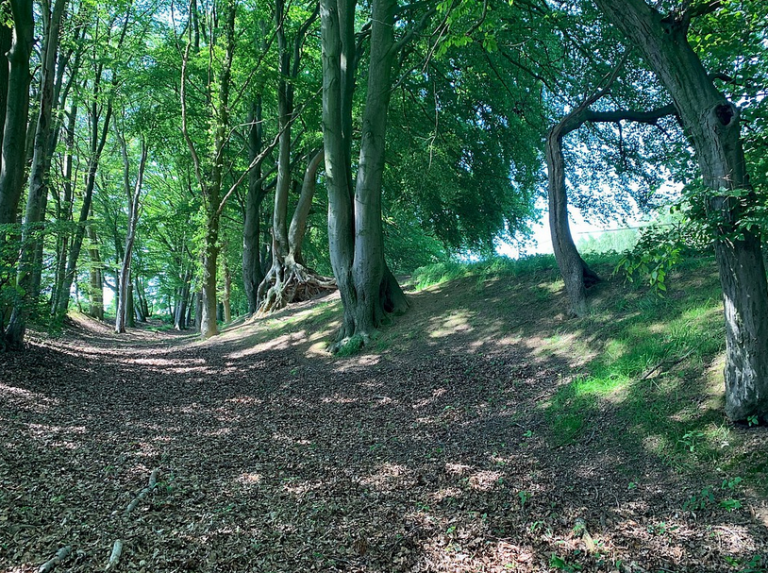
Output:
243 99 265 314
50 103 77 316
222 255 232 323
86 223 104 320
53 95 114 320
547 122 596 317
175 270 191 330
288 148 324 266
0 19 12 176
115 139 147 333
594 0 768 421
546 98 674 316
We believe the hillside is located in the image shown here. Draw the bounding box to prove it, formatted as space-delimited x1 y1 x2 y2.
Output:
1 255 767 573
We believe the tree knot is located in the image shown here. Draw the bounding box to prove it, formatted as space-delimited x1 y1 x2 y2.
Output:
715 103 735 126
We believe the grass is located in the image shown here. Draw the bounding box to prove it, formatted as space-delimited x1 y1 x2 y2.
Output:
405 253 765 492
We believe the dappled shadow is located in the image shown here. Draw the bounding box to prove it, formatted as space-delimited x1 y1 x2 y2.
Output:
1 259 767 572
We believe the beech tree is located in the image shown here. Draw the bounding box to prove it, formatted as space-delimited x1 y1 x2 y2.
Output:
319 0 415 350
0 0 34 349
592 0 768 420
257 0 336 313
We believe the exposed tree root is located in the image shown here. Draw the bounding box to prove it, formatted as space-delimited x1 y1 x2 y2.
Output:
38 546 71 573
125 468 160 514
257 262 336 315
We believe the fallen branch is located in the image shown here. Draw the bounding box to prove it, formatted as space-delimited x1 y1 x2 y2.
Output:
38 546 71 573
105 539 123 571
640 350 694 381
125 468 160 514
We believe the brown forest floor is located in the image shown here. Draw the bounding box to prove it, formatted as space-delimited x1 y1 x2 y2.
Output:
1 265 767 573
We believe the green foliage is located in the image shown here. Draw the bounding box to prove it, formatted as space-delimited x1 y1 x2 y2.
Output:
683 486 715 512
411 255 557 291
577 228 638 255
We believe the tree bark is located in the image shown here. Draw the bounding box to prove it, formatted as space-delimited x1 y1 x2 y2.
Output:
0 0 34 227
86 223 104 320
180 0 236 338
288 148 325 266
593 0 768 421
222 255 232 323
547 95 675 316
50 103 77 316
243 99 266 314
115 139 147 333
320 0 408 351
53 99 113 320
4 0 68 345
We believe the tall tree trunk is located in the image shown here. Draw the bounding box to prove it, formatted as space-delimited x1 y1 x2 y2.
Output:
243 99 266 314
320 0 408 351
0 0 34 227
0 0 34 349
50 103 78 316
9 0 69 337
86 223 104 320
257 1 328 314
13 0 68 313
115 139 147 333
593 0 768 421
180 0 236 338
222 255 232 323
53 99 113 320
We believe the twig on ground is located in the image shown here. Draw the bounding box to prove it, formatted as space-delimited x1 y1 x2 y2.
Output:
641 351 694 381
106 539 123 570
38 546 71 573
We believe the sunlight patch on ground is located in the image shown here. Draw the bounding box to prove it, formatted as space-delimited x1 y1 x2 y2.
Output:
431 487 463 502
237 472 262 486
321 394 359 404
0 383 60 412
468 470 503 491
359 463 412 491
333 354 382 372
226 332 302 359
412 387 447 409
428 310 474 338
445 462 473 476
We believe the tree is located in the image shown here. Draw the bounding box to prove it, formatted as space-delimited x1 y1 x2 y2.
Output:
319 0 411 351
592 0 768 420
257 0 336 313
0 0 34 349
115 135 147 333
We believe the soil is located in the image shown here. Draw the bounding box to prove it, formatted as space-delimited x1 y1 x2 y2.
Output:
1 275 767 573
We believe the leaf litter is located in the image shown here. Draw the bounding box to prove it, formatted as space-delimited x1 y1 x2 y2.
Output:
1 279 767 573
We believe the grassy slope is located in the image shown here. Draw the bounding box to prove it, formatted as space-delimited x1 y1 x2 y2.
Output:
249 253 766 495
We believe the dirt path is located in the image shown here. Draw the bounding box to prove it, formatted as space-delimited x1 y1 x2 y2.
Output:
1 285 767 572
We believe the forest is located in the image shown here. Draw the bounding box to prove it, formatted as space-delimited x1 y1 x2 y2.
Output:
1 0 768 571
